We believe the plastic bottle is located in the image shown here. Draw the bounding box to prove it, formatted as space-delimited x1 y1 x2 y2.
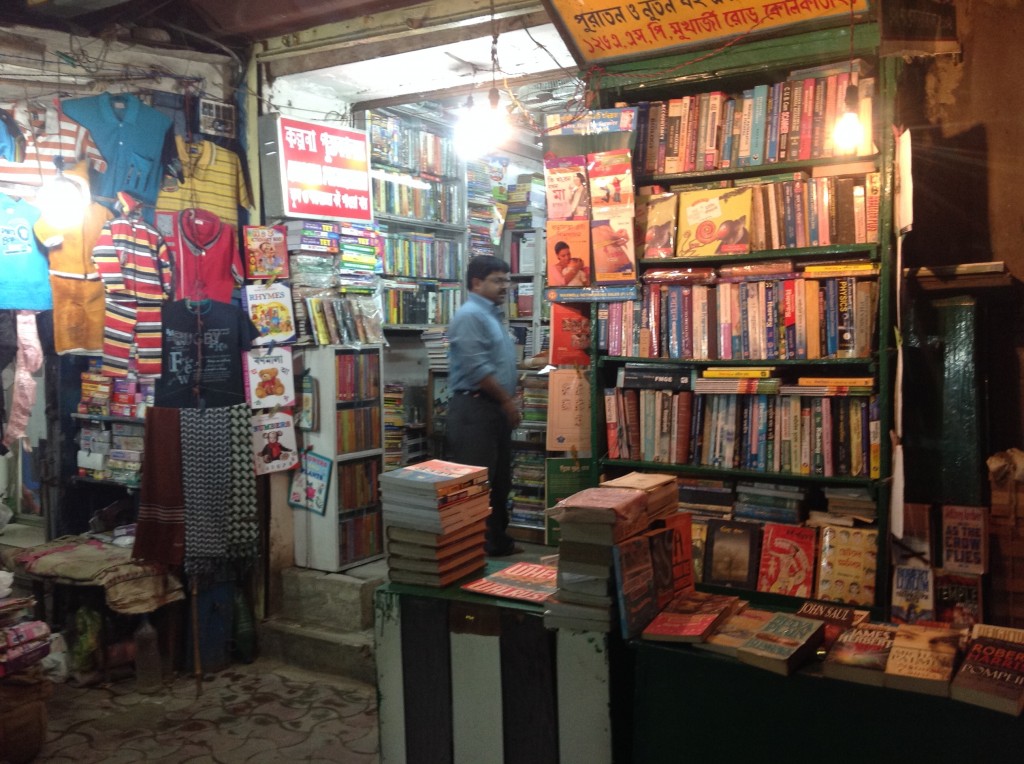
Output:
133 615 162 693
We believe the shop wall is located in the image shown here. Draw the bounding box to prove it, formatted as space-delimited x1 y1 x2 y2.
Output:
902 1 1024 450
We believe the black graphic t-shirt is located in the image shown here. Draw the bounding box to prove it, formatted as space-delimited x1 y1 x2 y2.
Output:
155 299 259 408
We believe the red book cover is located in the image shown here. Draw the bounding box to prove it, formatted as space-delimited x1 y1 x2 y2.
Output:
756 522 817 597
549 302 593 367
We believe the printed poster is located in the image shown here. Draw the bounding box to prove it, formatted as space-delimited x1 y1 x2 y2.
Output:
243 346 296 409
545 368 592 455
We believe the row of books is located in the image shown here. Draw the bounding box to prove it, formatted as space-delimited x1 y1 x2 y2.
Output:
633 60 875 178
383 382 405 470
338 456 381 513
380 279 462 326
600 269 879 360
371 173 461 224
607 387 881 479
366 110 459 177
378 226 462 281
335 405 382 454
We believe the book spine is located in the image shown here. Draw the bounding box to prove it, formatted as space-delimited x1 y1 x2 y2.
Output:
765 82 781 164
749 83 769 166
824 278 839 358
836 276 856 358
703 92 725 170
719 97 737 170
798 77 815 160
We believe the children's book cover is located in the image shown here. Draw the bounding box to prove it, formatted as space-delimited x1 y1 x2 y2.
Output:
243 346 296 409
243 283 297 345
546 219 592 287
543 155 589 220
591 213 637 284
549 302 592 367
756 522 817 597
250 410 299 475
243 225 289 279
288 450 333 515
642 192 678 259
587 149 634 215
676 186 753 257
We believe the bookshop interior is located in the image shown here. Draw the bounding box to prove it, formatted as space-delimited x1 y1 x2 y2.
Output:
1 0 1024 761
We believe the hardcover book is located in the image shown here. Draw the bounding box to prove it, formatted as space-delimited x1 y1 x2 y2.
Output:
756 522 817 597
703 519 762 590
815 524 878 606
932 570 983 631
243 346 296 409
940 504 989 575
613 534 659 639
549 302 593 367
244 283 297 346
243 224 289 279
890 565 935 624
675 186 753 258
823 622 898 686
883 623 962 697
736 612 825 675
950 636 1024 716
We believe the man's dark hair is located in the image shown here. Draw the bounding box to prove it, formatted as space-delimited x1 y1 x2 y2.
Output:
555 241 570 254
466 255 510 289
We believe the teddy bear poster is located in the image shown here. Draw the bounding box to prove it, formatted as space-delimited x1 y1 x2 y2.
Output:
244 346 296 409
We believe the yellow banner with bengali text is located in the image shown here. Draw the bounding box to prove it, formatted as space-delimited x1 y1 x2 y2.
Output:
547 0 870 65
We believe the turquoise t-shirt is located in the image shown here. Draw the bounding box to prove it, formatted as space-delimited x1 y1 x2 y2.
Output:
0 194 52 309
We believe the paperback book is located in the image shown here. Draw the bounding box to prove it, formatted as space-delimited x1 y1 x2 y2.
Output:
704 519 762 590
675 186 753 258
641 590 743 643
823 622 898 686
243 283 297 346
543 155 589 221
884 623 962 697
693 607 774 657
736 612 825 675
950 636 1024 716
250 410 299 475
461 561 558 603
243 224 289 279
756 522 817 597
613 534 659 639
549 302 593 367
546 219 592 288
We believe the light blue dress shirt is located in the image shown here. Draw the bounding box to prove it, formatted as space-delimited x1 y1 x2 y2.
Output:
447 292 517 397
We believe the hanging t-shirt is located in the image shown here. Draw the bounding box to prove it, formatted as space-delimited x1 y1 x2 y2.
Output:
0 193 52 310
61 93 174 218
154 299 259 409
0 102 106 191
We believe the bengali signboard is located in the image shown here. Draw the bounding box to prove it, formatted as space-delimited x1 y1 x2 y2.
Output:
258 114 372 223
544 0 871 66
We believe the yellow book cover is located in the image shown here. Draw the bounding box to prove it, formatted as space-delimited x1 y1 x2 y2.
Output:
675 186 753 257
798 377 874 386
702 367 776 379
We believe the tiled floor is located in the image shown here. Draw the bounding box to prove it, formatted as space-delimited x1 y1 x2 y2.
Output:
38 658 379 763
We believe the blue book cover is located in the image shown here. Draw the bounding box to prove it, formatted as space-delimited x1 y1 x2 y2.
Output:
824 278 839 357
755 394 769 472
612 535 659 640
807 176 820 246
666 285 683 359
739 281 751 360
690 394 706 465
749 83 769 166
597 301 609 351
720 97 737 169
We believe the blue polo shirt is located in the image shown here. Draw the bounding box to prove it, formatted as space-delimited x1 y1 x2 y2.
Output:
62 93 173 217
447 292 517 398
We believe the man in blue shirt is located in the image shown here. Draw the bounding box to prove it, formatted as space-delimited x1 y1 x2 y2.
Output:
446 255 522 557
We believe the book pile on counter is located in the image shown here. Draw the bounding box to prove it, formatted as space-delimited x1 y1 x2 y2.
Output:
379 459 489 587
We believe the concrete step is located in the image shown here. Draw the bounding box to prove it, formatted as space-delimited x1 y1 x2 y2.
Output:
258 617 376 684
279 559 387 632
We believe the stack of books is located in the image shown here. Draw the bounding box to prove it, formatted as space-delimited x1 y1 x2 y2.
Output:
544 485 650 632
601 472 677 521
420 327 449 372
379 459 490 587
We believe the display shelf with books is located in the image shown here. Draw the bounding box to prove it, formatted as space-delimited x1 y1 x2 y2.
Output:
579 21 897 618
505 226 548 359
293 344 385 571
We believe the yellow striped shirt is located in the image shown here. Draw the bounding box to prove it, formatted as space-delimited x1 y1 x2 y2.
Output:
155 136 252 227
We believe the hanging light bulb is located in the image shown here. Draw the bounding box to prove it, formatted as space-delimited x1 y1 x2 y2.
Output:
455 12 511 159
832 0 863 155
833 83 864 155
36 157 90 230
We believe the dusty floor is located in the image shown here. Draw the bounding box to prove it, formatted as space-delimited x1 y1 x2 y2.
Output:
36 658 379 763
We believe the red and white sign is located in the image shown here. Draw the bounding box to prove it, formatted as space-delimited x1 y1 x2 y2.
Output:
264 115 372 223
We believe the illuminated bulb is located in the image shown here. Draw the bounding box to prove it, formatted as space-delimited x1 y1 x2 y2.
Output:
832 84 863 155
37 172 90 230
455 87 512 159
